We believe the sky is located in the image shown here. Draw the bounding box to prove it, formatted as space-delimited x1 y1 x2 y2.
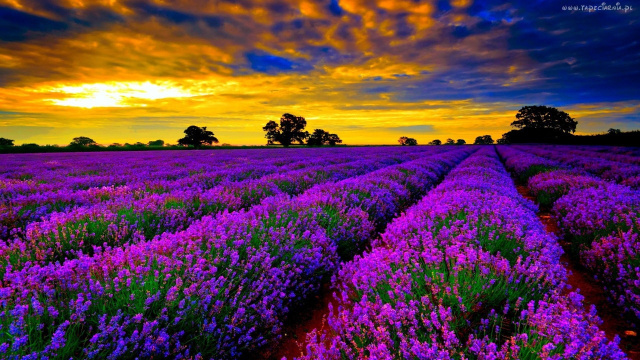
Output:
0 0 639 145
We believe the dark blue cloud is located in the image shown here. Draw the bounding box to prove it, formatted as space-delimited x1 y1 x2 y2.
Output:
328 0 343 16
270 18 327 41
128 2 222 28
245 52 313 74
0 6 67 42
436 0 453 13
451 25 470 38
395 14 414 38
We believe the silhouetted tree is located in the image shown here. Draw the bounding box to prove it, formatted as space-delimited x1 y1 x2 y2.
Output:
474 135 494 145
263 113 309 147
608 128 622 135
148 139 165 146
178 126 219 148
496 138 509 144
398 136 418 146
428 139 442 145
108 143 122 148
512 105 577 134
69 137 97 146
0 137 14 147
308 129 343 146
445 138 455 145
456 139 466 145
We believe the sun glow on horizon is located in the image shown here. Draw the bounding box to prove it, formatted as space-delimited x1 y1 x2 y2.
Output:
42 81 208 108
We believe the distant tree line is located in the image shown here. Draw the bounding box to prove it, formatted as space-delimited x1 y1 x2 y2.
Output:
3 106 638 153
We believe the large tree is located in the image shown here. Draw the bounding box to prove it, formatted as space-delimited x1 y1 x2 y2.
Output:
263 113 309 147
456 139 466 145
307 129 342 146
69 136 97 146
428 139 441 146
178 126 218 148
398 136 418 146
512 105 577 134
0 137 14 147
474 135 494 145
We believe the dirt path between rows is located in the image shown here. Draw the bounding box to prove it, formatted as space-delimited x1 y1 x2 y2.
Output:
259 282 336 360
516 185 640 359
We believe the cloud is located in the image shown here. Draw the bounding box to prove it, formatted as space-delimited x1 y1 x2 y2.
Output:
0 6 67 42
387 125 436 133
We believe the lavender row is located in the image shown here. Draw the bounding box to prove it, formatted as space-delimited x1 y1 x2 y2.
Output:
513 145 640 188
499 146 640 325
1 147 434 239
560 145 640 166
1 148 438 271
296 147 624 359
0 148 474 359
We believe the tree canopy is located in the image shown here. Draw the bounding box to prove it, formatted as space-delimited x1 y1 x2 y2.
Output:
428 139 442 146
307 129 342 146
0 137 14 147
456 139 466 145
69 136 97 146
445 138 455 145
512 105 577 134
474 135 494 145
398 136 418 146
148 139 165 146
263 113 309 147
178 126 219 148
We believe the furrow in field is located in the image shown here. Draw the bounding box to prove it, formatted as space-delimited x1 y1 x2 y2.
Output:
498 145 640 357
293 147 624 359
262 148 480 359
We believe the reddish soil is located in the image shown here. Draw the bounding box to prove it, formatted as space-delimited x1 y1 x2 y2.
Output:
516 185 640 359
259 282 337 360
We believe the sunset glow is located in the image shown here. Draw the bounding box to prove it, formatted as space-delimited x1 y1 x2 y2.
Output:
0 0 638 145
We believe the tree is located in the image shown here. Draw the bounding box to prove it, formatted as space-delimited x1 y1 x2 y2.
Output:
496 138 509 144
148 139 165 146
69 136 97 146
0 137 14 147
607 128 622 135
445 138 455 145
474 135 494 145
326 133 342 146
456 139 466 145
308 129 343 146
398 136 418 146
512 105 577 134
178 126 219 148
428 139 442 146
263 113 309 147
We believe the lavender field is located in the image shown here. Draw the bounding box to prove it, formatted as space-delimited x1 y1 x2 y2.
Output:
1 145 639 359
